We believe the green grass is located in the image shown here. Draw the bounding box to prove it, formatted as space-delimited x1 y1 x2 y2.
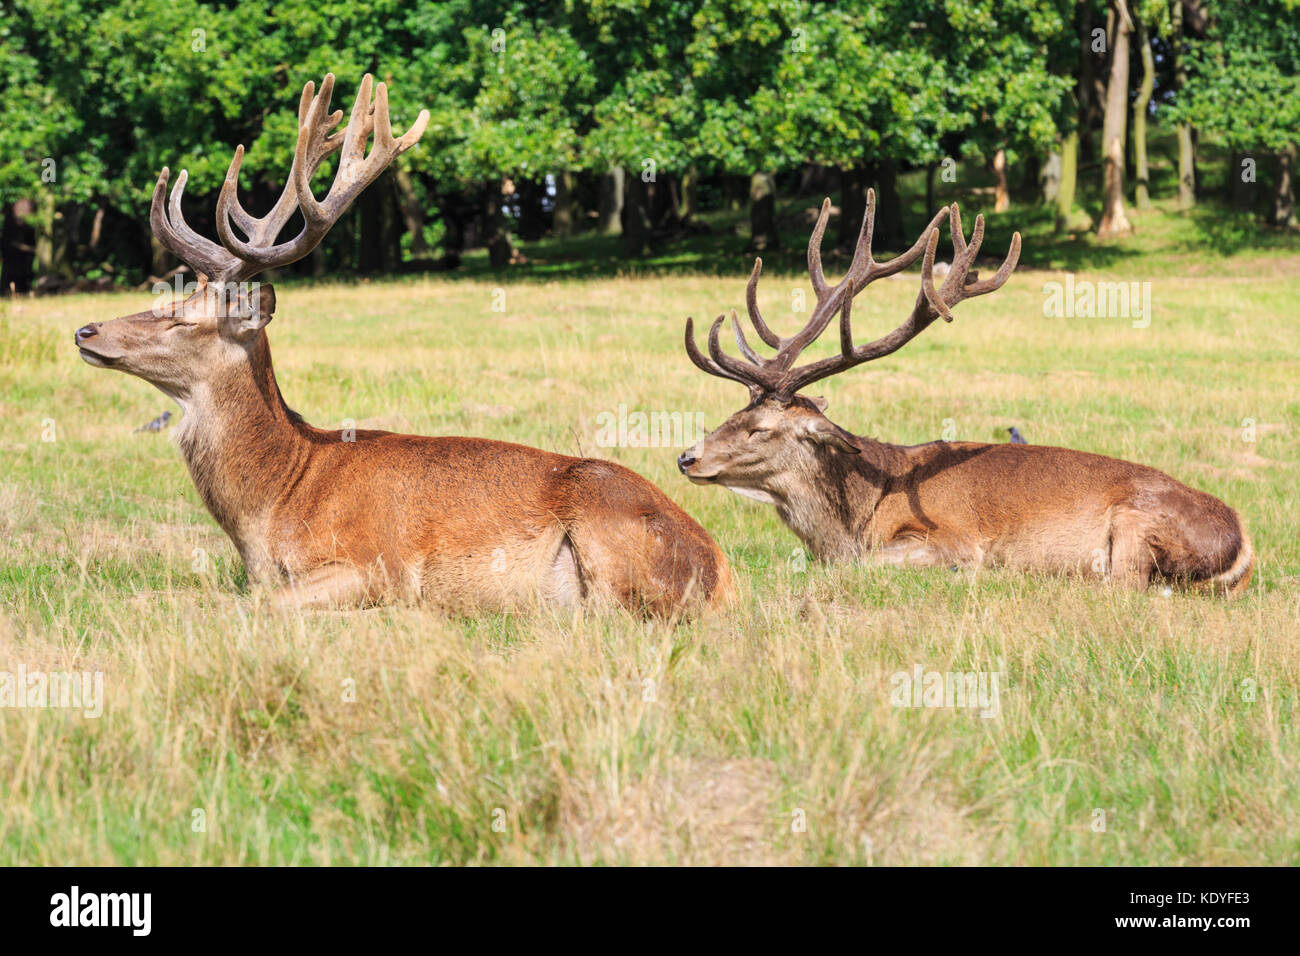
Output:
1 189 1298 865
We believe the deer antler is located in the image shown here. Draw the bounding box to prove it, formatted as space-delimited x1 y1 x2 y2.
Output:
686 191 1021 400
150 73 429 286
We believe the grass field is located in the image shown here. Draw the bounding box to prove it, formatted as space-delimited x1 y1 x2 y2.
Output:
2 198 1299 865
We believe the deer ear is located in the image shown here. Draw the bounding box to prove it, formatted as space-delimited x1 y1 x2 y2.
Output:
230 283 275 337
801 416 857 453
809 395 829 412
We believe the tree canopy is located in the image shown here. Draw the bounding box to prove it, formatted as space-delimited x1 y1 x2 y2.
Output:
0 0 1295 286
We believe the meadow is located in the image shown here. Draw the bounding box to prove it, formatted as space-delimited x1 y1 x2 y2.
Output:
1 196 1298 865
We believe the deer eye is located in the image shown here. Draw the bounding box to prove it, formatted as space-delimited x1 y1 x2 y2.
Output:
748 428 770 440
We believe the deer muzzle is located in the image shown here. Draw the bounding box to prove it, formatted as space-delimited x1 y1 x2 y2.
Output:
74 323 118 367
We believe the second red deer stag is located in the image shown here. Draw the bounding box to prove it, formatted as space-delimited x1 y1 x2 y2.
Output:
678 193 1252 595
74 74 732 614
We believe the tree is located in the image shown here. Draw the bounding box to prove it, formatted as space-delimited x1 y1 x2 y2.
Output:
1176 0 1300 226
1131 6 1161 209
1097 0 1134 238
753 3 945 248
1170 0 1202 210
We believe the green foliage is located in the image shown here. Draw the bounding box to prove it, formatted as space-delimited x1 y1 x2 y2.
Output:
1174 0 1300 153
0 0 1295 280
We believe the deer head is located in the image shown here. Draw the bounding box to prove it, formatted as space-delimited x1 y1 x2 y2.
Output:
74 74 428 401
678 192 1021 502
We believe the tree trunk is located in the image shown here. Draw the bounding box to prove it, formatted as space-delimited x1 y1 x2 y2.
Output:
394 166 429 260
358 183 382 273
485 180 515 269
874 160 905 240
378 173 401 272
838 164 869 248
1056 130 1079 233
34 191 61 277
597 167 624 235
1172 0 1196 210
1078 2 1100 161
553 171 578 237
746 171 779 252
991 149 1010 213
1096 1 1133 239
1040 150 1062 205
1133 20 1154 209
797 163 834 197
925 163 936 215
679 165 699 220
648 173 679 232
1175 126 1197 210
438 194 465 269
622 168 653 257
0 201 38 294
725 174 749 211
1226 151 1251 210
516 178 547 241
1274 144 1298 228
88 206 105 253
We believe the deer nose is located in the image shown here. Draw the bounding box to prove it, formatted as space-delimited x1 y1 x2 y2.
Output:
74 323 100 346
677 450 697 474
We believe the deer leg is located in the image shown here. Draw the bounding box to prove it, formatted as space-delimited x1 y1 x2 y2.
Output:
271 563 372 610
869 538 954 568
1107 512 1156 589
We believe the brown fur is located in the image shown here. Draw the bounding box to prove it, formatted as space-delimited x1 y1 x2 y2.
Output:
680 396 1252 596
75 291 733 614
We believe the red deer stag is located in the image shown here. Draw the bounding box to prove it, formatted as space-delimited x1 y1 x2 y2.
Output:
678 193 1252 595
73 74 732 614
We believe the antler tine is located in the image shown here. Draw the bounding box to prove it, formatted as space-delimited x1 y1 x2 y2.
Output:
150 168 241 282
372 81 398 153
217 76 345 251
219 74 428 281
781 209 1021 395
921 228 953 321
744 258 782 348
962 231 1021 296
838 287 856 358
338 74 377 169
842 188 877 289
685 189 1021 402
685 315 766 393
806 197 832 301
730 309 766 365
864 203 950 282
775 197 950 374
151 73 426 288
709 312 773 385
774 193 867 366
936 212 984 306
949 202 966 257
298 74 430 231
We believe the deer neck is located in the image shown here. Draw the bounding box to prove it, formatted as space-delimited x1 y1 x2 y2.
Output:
170 334 307 563
770 435 903 561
